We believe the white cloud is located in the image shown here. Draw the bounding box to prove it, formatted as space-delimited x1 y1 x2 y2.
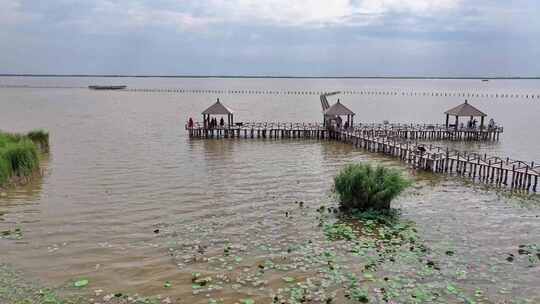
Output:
359 0 461 14
196 0 463 26
0 0 34 25
58 0 464 32
64 1 216 33
205 0 355 26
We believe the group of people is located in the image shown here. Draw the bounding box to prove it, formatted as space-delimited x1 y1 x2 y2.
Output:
328 117 353 130
466 118 496 129
467 119 478 129
206 117 225 128
186 117 226 129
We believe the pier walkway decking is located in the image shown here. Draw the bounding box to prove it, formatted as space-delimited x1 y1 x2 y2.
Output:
187 122 503 141
186 122 537 192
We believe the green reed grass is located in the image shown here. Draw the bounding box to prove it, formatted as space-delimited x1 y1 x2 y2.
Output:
26 129 49 152
334 163 411 211
0 130 47 187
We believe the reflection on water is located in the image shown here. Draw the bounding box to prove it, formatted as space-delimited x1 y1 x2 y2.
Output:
0 79 539 303
0 156 48 222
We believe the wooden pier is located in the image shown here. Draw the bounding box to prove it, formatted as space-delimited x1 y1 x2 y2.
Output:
187 122 503 141
186 95 537 192
352 123 502 141
186 123 537 192
337 129 538 192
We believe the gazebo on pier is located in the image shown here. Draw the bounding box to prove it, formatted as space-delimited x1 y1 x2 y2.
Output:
324 99 355 129
444 100 487 130
202 98 234 128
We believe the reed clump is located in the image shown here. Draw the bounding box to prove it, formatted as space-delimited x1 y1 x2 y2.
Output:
0 130 48 187
334 163 411 211
26 129 49 152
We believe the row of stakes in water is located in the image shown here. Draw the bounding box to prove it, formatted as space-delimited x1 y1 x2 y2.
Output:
1 85 538 99
126 88 540 99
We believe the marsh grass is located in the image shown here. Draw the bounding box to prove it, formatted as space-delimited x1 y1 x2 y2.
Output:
334 163 411 211
26 129 49 152
0 130 47 187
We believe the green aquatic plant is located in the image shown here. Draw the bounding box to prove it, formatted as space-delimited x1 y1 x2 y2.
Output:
0 140 39 186
334 163 411 211
26 129 49 152
0 130 46 187
323 222 356 241
73 278 89 288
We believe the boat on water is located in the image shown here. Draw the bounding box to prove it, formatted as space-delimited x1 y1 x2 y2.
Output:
482 79 489 82
88 85 127 90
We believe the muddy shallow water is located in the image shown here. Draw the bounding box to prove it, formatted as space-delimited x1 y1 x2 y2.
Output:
1 78 540 303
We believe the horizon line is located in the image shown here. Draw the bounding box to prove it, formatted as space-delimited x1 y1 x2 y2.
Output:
1 74 539 80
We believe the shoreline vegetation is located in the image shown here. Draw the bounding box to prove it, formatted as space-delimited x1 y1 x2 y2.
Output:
0 129 49 189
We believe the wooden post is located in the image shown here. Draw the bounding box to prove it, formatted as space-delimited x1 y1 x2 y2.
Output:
511 165 516 188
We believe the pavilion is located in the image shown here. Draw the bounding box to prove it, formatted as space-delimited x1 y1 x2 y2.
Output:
323 99 355 129
444 100 487 130
202 98 234 128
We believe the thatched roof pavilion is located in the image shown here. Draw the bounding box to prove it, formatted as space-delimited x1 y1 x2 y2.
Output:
445 100 487 129
324 99 355 128
202 98 234 127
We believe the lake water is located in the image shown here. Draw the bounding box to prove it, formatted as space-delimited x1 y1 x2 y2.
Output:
1 77 539 303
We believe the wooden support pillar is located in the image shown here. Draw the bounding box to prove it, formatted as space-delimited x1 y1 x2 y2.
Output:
445 114 449 128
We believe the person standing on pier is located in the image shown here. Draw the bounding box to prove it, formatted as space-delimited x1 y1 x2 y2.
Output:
488 118 495 129
220 117 225 128
188 117 194 128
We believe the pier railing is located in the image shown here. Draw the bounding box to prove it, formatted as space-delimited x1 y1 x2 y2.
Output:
186 120 537 192
187 120 503 141
339 129 538 192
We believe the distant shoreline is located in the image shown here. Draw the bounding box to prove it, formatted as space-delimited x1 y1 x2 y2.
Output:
0 74 539 80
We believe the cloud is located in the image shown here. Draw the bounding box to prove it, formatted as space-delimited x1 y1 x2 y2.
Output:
0 0 34 25
189 0 464 27
1 0 539 76
24 0 464 33
59 1 216 33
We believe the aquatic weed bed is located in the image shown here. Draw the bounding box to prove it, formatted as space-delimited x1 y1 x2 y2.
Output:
0 129 48 188
0 264 172 304
162 198 540 304
2 194 539 303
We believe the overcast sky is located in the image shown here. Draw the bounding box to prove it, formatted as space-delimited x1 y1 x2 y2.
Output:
1 0 538 76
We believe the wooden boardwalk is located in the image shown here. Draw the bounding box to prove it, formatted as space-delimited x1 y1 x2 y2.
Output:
186 122 538 192
187 122 503 141
353 123 502 141
337 129 538 192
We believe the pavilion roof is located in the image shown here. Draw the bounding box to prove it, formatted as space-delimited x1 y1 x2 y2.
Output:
202 99 233 115
445 100 486 117
324 100 355 116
